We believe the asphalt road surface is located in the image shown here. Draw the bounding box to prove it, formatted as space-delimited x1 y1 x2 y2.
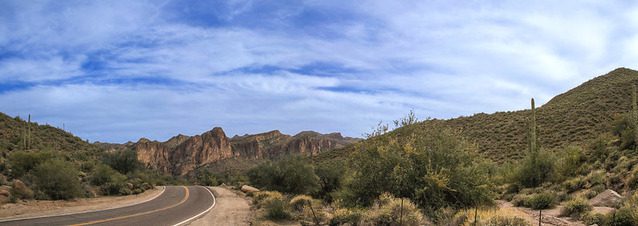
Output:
0 186 215 226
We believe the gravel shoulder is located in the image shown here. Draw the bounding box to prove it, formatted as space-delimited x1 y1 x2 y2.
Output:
189 186 252 226
0 186 164 220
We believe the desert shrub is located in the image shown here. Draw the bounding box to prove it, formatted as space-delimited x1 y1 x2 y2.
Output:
314 162 345 202
361 193 425 226
560 197 592 219
102 149 140 175
264 196 291 220
606 208 637 226
484 216 529 226
32 159 82 200
554 146 584 181
330 208 363 226
343 124 494 213
582 212 606 225
289 195 312 212
253 191 284 207
248 156 319 195
514 149 556 188
7 151 55 177
90 164 124 186
526 192 555 210
194 168 218 186
612 114 635 150
511 194 529 207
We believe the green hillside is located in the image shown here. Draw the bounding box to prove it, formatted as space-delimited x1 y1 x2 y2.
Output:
315 68 637 164
436 67 635 162
0 113 100 158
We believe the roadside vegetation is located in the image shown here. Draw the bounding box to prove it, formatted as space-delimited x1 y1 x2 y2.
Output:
0 113 171 202
244 91 638 225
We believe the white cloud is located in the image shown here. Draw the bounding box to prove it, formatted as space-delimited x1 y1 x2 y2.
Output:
0 55 85 82
2 0 638 142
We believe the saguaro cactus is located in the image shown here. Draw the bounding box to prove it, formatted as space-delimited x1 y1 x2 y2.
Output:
633 85 638 149
529 98 537 153
27 114 31 150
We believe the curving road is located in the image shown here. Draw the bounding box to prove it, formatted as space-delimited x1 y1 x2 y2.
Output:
0 186 215 226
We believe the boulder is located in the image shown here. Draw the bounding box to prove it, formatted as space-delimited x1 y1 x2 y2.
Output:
0 185 11 204
589 189 622 207
241 185 260 193
11 179 33 199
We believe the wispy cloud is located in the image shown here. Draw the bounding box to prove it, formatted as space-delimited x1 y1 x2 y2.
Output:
1 0 637 142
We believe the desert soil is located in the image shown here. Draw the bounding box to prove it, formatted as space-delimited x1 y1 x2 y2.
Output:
189 186 252 226
498 201 587 226
0 186 164 220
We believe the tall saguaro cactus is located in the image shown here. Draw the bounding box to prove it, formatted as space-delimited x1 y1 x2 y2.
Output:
633 85 638 150
529 98 538 153
27 114 32 150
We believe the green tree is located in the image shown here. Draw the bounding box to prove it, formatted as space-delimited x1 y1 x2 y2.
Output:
103 149 141 175
314 162 345 201
32 159 83 200
248 156 319 194
343 123 495 214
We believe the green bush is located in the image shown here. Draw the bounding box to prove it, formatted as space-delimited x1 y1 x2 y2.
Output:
264 196 291 220
247 156 319 194
582 212 606 225
560 197 592 219
314 162 344 201
102 149 140 175
32 159 82 200
514 149 556 188
484 216 529 226
7 151 55 177
606 208 637 226
90 164 125 186
343 124 494 212
194 169 218 186
526 193 555 210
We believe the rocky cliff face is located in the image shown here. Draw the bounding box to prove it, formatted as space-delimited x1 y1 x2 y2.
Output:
133 127 358 175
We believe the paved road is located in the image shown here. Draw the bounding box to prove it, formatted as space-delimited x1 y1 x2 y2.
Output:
0 186 215 226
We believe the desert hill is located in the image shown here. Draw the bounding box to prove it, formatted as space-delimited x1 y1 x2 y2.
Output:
316 67 638 163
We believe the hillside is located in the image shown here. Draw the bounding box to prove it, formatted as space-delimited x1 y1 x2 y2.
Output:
0 113 99 158
436 68 636 161
315 68 638 163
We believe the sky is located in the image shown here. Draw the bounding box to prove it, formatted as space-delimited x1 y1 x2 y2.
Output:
1 1 638 143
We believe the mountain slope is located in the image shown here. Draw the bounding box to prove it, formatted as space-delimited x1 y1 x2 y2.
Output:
429 68 636 161
0 113 98 157
317 67 638 163
133 128 359 175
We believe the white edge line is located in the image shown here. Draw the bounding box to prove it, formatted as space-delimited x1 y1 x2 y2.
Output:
0 186 166 223
173 186 217 226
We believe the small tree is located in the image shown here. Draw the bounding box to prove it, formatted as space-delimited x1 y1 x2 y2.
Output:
527 193 555 226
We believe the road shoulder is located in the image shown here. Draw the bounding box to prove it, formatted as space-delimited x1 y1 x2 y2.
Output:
189 186 253 226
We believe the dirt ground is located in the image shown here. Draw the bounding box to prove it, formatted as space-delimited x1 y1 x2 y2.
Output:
189 186 253 226
497 201 586 226
0 186 164 220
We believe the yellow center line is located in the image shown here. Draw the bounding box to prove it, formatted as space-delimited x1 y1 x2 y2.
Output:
70 186 190 226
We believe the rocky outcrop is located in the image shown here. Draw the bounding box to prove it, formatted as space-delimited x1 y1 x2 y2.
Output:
133 127 358 176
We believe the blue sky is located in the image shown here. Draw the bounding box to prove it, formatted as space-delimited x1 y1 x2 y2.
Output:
1 1 638 143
